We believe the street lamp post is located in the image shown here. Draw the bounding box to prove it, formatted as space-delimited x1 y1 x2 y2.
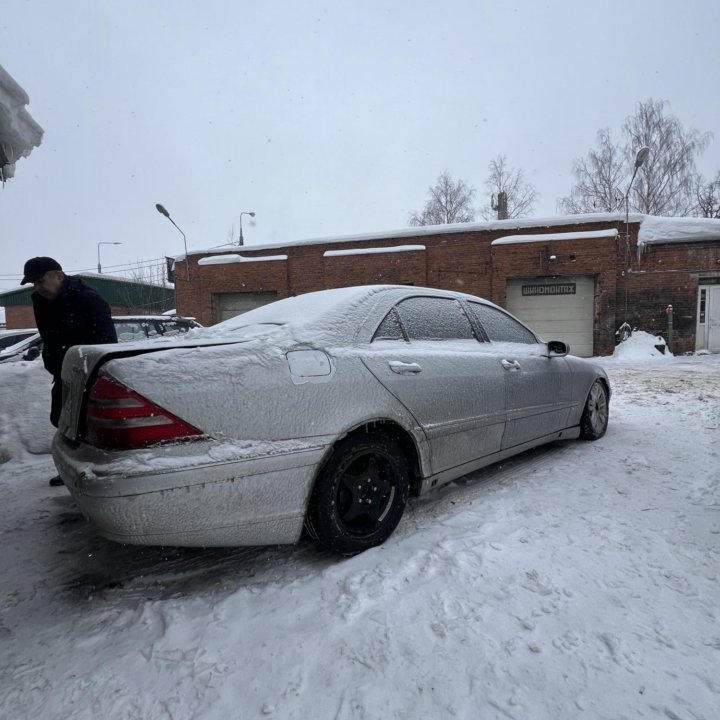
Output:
623 146 650 320
155 203 190 280
239 211 255 246
97 241 122 274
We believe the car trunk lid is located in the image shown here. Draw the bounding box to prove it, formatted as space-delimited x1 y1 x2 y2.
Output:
58 337 255 441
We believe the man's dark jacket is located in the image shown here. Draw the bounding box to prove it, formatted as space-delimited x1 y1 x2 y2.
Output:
32 276 118 380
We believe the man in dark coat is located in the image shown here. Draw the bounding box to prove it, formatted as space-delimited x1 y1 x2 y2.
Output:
22 257 118 484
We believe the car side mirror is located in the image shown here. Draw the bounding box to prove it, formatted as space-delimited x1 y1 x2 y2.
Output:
546 340 569 357
23 346 41 361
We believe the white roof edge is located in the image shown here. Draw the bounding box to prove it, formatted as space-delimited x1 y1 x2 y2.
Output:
324 244 426 257
175 214 720 261
176 212 637 260
197 254 288 266
492 229 618 246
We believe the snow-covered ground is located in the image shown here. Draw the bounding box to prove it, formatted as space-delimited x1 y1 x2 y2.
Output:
0 339 718 720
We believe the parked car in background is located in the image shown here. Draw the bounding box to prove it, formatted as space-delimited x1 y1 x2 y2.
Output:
0 328 38 350
112 314 202 342
0 332 44 363
0 315 201 363
52 285 610 556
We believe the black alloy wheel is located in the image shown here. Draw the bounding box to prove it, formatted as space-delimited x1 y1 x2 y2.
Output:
580 380 609 440
306 433 410 556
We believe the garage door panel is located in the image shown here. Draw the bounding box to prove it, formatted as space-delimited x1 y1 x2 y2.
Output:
214 292 278 322
506 277 594 357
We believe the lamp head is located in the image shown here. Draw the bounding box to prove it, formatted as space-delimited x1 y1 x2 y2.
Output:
635 146 650 169
156 203 170 218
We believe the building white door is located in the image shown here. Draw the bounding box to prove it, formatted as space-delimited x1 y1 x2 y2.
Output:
696 285 720 352
506 276 595 357
214 292 278 322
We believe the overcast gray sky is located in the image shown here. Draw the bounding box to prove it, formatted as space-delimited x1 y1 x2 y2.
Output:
1 0 719 290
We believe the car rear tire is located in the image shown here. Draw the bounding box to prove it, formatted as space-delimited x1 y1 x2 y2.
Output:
580 380 609 440
306 433 409 556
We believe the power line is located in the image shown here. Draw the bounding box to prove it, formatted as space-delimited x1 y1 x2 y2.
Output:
0 257 169 282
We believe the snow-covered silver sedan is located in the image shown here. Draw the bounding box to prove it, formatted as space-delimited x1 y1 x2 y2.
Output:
53 285 610 555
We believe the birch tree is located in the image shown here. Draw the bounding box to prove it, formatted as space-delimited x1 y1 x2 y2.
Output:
694 171 720 218
558 129 626 213
408 171 476 226
560 99 712 216
480 155 540 220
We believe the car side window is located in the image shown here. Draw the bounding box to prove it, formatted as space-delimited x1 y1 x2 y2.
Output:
395 297 476 341
469 302 537 344
114 322 148 342
372 309 406 342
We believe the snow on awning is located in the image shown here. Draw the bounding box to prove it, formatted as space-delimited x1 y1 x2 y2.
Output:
198 254 288 266
492 229 618 246
324 245 426 257
637 216 720 253
0 64 44 181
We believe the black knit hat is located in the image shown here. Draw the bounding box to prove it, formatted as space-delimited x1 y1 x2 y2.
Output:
22 257 62 284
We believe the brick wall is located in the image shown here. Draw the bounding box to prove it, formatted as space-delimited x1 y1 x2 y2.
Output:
162 218 720 356
626 242 720 354
5 306 36 329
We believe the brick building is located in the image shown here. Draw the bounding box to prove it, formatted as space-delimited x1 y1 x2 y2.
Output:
172 213 720 357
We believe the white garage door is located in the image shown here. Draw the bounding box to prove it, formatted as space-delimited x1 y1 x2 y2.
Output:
214 292 278 322
506 276 595 357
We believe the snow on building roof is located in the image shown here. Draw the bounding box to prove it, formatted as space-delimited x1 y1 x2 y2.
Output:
198 254 288 266
179 213 635 261
0 64 44 181
176 213 720 263
637 215 720 251
324 245 425 257
492 229 618 246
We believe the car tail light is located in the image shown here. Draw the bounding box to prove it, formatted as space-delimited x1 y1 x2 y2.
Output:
84 375 203 449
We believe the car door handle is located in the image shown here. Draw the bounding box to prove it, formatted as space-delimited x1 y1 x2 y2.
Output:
501 359 521 371
389 360 422 374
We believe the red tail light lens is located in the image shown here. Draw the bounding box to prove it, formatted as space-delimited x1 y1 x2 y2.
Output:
85 376 203 449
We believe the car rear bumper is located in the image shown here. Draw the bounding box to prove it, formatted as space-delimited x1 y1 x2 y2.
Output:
52 433 331 547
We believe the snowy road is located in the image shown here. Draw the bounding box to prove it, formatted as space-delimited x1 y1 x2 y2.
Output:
0 351 718 719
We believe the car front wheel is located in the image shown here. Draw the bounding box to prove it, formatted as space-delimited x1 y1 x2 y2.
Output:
306 433 409 556
580 380 609 440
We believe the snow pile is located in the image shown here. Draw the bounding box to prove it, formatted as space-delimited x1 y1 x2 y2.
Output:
609 330 671 361
0 63 44 179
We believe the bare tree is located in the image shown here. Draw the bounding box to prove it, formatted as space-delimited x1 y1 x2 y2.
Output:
625 99 711 215
408 171 476 226
127 259 168 287
118 260 172 313
558 129 626 214
694 171 720 218
480 155 540 220
560 99 712 217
